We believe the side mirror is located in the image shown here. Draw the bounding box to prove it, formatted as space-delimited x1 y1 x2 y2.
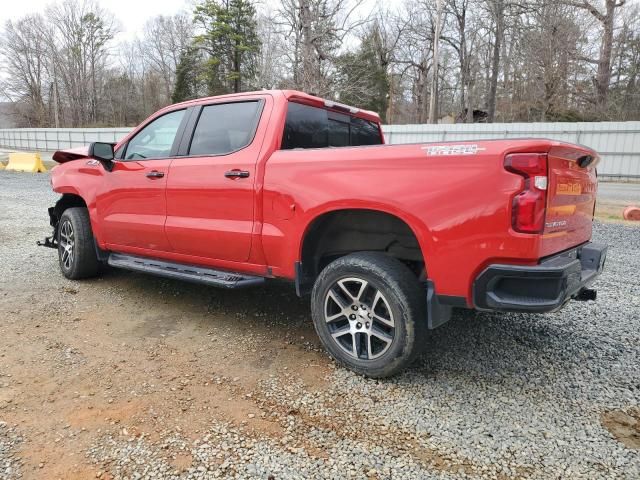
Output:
88 142 115 164
89 142 115 160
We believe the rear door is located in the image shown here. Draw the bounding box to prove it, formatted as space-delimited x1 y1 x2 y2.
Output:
97 108 189 251
542 144 598 256
164 98 266 262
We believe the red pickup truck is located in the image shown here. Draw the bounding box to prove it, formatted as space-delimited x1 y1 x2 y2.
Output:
44 90 607 377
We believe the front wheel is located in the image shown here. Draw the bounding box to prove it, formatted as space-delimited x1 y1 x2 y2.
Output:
57 207 100 280
311 252 427 378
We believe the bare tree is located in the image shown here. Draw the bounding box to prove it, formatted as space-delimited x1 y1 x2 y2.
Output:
278 0 367 95
142 14 194 102
429 0 444 123
485 0 505 122
562 0 627 108
443 0 483 122
47 0 117 126
255 10 290 88
0 15 52 126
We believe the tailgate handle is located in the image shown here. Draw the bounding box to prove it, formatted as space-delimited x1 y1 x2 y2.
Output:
577 155 594 168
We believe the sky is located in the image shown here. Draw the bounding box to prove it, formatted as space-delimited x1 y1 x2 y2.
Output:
1 0 398 38
0 0 193 41
1 0 397 42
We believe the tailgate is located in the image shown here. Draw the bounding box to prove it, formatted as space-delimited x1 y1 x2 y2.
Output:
541 144 598 257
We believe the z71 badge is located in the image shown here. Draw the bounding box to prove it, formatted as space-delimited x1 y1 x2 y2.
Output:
422 144 487 156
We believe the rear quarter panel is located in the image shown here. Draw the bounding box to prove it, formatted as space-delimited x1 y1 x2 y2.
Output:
262 139 558 300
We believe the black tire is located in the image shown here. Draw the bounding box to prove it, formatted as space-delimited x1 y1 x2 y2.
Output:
57 207 100 280
311 252 427 378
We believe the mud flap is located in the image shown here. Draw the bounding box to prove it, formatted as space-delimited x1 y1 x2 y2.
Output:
426 280 453 329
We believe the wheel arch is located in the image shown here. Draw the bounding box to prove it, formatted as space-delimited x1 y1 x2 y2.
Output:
53 193 88 218
297 206 430 290
51 192 104 248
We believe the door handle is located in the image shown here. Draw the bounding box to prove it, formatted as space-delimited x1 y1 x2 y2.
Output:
224 169 250 179
146 170 165 179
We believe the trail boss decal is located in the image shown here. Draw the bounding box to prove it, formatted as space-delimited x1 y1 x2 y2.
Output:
422 144 487 156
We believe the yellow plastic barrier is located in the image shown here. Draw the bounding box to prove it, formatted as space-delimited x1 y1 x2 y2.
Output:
5 152 47 173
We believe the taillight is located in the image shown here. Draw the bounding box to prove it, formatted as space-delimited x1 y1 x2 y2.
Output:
504 153 548 233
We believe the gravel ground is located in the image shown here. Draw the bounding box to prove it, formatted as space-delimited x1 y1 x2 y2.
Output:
0 170 639 480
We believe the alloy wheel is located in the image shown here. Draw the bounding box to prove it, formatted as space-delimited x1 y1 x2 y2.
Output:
323 277 395 360
59 220 75 270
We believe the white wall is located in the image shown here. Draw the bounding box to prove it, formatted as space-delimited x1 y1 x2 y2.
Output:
1 121 638 178
382 122 640 179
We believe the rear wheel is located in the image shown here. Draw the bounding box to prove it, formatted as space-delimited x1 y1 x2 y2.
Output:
57 207 99 279
311 252 427 378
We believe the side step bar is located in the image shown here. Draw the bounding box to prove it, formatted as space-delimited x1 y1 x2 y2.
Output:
107 253 265 289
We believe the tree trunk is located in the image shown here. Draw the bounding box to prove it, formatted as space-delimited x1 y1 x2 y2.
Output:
487 0 504 123
428 0 444 124
300 1 315 93
234 37 241 93
466 82 474 123
595 0 616 108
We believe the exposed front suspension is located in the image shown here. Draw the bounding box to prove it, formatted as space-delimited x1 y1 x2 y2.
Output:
37 206 58 249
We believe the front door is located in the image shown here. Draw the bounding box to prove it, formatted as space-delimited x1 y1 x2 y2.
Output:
165 99 265 262
97 108 187 251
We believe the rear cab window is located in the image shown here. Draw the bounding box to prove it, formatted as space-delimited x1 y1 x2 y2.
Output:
281 102 382 150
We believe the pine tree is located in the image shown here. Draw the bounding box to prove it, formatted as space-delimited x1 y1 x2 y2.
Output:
171 47 202 103
336 26 390 122
193 0 261 94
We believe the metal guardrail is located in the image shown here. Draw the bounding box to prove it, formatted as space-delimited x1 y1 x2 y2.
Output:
0 128 132 152
382 122 640 179
1 122 638 178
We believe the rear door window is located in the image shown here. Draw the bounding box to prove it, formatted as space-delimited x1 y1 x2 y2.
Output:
188 101 261 156
281 102 382 149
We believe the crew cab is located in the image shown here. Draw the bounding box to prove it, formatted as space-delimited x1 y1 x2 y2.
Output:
43 90 607 377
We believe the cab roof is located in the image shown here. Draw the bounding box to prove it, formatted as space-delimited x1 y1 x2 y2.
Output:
171 89 381 124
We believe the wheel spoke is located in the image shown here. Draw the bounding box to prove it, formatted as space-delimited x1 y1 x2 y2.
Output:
371 290 383 310
326 311 345 323
371 291 394 327
330 326 351 340
366 333 374 360
354 280 368 301
372 313 394 328
326 288 348 310
351 332 360 358
370 326 393 345
337 278 368 302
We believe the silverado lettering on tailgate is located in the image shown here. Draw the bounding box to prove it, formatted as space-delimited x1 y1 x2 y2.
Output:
422 144 487 156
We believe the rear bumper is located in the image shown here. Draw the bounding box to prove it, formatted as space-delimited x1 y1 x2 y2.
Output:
473 242 607 313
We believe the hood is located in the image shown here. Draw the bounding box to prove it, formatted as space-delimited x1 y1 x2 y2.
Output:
52 146 90 164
